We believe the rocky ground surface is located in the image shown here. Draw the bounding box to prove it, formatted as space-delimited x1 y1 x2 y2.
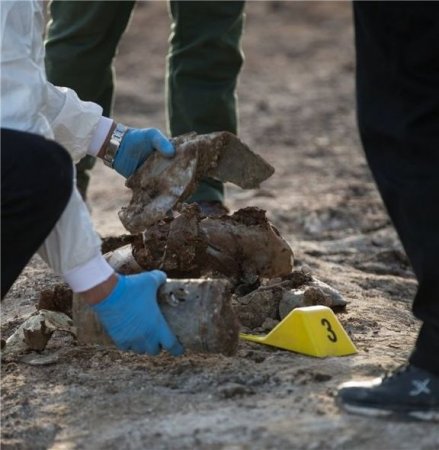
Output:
2 3 438 449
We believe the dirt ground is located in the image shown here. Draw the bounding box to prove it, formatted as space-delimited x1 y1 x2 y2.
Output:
2 2 438 449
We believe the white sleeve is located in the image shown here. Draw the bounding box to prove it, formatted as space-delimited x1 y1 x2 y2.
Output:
0 1 107 163
38 184 114 293
1 1 53 139
1 1 114 291
45 83 105 163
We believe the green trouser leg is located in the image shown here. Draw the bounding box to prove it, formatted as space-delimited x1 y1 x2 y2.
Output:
167 1 245 203
45 1 245 203
45 1 135 200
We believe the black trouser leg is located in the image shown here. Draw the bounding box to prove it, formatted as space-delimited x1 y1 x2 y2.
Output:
1 129 73 298
353 2 439 375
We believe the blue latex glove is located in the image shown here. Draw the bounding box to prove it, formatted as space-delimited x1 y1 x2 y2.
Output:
92 271 184 356
113 128 175 178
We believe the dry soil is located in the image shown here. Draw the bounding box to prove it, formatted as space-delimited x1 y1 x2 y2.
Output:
2 2 438 449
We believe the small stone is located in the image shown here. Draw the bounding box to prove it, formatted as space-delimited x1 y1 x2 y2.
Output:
261 318 279 331
217 383 255 399
20 352 59 366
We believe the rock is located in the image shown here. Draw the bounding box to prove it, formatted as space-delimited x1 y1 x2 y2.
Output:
2 310 76 357
217 383 255 399
37 284 73 315
279 278 348 319
233 286 283 329
19 352 60 366
232 270 347 328
261 318 280 331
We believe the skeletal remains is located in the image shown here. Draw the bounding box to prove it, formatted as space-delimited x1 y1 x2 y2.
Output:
2 132 347 358
119 131 275 232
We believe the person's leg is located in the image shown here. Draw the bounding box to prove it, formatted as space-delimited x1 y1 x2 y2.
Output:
1 129 73 298
167 1 245 205
355 1 439 376
45 0 135 199
338 2 439 421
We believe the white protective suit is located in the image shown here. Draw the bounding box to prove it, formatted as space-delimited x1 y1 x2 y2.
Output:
1 0 114 292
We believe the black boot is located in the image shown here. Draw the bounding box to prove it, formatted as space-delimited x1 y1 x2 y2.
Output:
337 365 439 422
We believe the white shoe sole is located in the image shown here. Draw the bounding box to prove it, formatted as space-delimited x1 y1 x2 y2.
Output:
341 402 439 422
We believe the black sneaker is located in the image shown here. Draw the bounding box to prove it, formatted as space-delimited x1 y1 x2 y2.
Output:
337 365 439 422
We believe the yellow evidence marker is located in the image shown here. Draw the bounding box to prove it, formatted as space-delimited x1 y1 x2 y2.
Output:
240 305 357 358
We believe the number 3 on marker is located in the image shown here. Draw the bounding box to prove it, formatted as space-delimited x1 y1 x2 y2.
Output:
321 318 337 342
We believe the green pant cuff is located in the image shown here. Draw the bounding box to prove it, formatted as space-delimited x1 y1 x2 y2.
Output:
186 178 224 203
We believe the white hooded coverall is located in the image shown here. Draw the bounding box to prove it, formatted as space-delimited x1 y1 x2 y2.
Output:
1 0 114 292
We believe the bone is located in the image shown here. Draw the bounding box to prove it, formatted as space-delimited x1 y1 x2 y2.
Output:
131 205 294 284
72 278 239 355
119 132 274 233
104 244 143 275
